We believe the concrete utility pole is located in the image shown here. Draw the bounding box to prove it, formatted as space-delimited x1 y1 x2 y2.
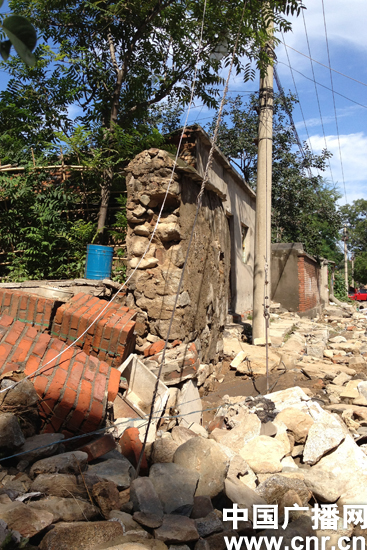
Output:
252 18 274 346
344 225 348 292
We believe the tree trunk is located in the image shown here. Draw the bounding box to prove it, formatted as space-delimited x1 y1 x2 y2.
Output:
97 168 113 243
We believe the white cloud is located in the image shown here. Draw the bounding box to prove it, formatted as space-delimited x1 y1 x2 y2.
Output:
308 132 367 204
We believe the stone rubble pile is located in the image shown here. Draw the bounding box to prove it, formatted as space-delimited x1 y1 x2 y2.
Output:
0 301 366 549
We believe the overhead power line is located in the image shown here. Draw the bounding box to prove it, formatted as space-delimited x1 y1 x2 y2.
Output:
321 0 348 204
301 9 334 184
277 62 367 111
280 31 314 156
282 42 367 89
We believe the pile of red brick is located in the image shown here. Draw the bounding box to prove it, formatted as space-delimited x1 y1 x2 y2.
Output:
0 289 137 437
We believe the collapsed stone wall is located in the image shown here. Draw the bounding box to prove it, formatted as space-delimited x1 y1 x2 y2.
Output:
124 148 231 363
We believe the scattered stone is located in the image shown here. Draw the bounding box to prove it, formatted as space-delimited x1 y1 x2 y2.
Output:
154 515 199 544
215 413 261 453
303 469 343 503
31 474 90 499
276 408 314 443
88 458 135 489
151 437 179 464
28 496 98 522
194 511 223 537
171 426 198 446
332 372 351 386
150 463 199 515
130 477 164 518
0 414 25 449
133 511 163 529
38 521 124 550
92 481 121 518
256 475 311 506
303 411 346 465
190 496 214 520
18 433 64 463
109 510 145 531
239 436 285 474
224 478 266 521
29 451 88 478
174 438 229 498
0 501 53 538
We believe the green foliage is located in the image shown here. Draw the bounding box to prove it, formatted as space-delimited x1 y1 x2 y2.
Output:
207 93 343 258
340 200 367 285
0 13 37 65
0 169 97 281
332 272 350 302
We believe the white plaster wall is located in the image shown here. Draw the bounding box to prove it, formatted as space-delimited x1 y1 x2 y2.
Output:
196 139 256 314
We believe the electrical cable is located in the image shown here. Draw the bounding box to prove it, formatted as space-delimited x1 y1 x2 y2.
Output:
0 0 209 397
281 42 367 89
321 0 348 205
277 62 367 110
281 31 314 156
135 0 249 477
301 9 334 184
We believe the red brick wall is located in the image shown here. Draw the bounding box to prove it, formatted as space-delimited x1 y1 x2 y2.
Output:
0 289 56 331
0 314 121 436
298 256 320 313
51 293 136 368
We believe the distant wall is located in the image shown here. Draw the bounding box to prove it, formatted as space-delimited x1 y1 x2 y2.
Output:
124 148 231 364
271 243 327 317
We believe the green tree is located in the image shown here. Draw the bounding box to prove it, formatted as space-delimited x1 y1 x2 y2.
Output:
340 199 367 284
2 0 304 240
207 92 343 258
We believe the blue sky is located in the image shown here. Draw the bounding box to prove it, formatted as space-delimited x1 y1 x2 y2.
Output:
187 0 367 208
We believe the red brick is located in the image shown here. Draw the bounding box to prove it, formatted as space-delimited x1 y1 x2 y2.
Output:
26 326 39 339
25 355 41 376
84 359 98 382
144 340 165 357
79 434 116 462
43 302 53 326
26 297 37 324
107 368 121 402
67 379 93 431
58 347 77 371
11 337 33 363
99 362 109 375
79 301 107 338
50 339 65 352
67 361 84 390
0 342 12 364
81 400 104 433
46 368 68 402
83 334 93 355
60 386 78 410
9 295 20 318
33 374 49 398
5 320 25 345
33 334 51 358
101 313 121 341
19 295 28 311
0 315 14 328
76 297 99 332
118 321 136 346
108 314 134 353
119 427 148 475
93 372 107 403
3 291 12 308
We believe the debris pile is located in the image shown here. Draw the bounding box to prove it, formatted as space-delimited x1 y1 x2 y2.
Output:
0 287 367 549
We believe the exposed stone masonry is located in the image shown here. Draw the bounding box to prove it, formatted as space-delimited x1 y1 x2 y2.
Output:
124 148 231 364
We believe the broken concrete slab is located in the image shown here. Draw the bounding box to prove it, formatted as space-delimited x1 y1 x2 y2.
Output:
118 354 169 443
177 380 202 428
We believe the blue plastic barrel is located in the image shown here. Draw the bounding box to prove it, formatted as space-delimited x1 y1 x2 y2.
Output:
85 244 114 280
